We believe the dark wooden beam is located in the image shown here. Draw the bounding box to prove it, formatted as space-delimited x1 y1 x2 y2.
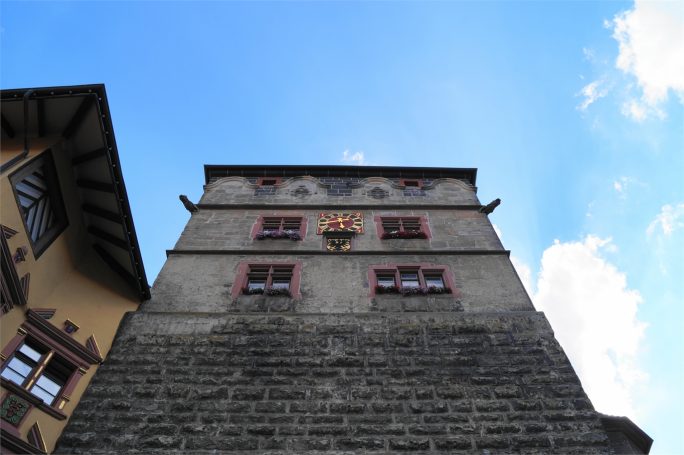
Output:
93 244 139 292
72 147 107 166
76 179 114 193
37 98 45 137
1 114 15 138
82 204 122 223
62 95 95 139
88 226 128 250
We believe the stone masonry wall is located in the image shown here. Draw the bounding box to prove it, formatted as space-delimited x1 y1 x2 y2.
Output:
57 312 612 454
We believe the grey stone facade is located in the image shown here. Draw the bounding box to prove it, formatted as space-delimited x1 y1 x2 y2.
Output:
57 167 646 453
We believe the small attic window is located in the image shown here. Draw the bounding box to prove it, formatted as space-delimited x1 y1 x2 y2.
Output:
400 179 423 188
256 177 282 186
9 150 68 258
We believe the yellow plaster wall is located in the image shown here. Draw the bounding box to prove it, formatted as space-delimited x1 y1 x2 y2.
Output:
1 142 140 452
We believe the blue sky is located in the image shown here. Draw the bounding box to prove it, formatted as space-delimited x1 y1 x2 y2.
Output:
2 1 682 453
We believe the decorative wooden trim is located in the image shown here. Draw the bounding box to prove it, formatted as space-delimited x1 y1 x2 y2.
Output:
2 425 47 454
24 310 103 366
63 319 79 335
31 309 55 320
0 381 66 421
27 422 46 453
20 273 30 300
8 150 69 259
1 230 27 314
1 225 18 240
85 335 101 358
231 261 303 301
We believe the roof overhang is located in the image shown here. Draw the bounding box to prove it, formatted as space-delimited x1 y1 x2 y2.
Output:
204 164 477 186
1 84 150 300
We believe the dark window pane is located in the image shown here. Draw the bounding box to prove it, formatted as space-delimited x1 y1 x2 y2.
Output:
377 275 396 287
400 272 420 288
425 275 444 288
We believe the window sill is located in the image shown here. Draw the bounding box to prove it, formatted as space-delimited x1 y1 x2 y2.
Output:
1 378 67 421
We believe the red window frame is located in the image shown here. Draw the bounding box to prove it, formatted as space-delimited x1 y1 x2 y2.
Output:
374 216 431 239
231 261 303 300
0 310 102 421
251 215 307 240
256 177 282 186
368 263 458 297
400 179 423 188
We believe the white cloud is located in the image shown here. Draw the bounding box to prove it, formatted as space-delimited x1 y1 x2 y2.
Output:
612 176 646 198
341 149 367 165
646 203 684 237
577 80 609 111
610 0 684 119
533 235 647 418
511 256 534 295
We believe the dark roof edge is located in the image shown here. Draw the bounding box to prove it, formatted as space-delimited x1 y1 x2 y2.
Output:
204 164 477 186
600 414 653 454
1 84 150 300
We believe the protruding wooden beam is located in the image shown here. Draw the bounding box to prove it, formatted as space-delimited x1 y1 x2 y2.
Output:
1 114 15 138
72 147 107 166
82 204 121 223
76 179 114 193
62 95 95 139
93 244 139 292
88 226 128 250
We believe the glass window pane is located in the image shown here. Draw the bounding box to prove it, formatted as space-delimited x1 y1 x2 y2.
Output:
5 357 34 377
425 276 444 288
29 384 57 405
35 374 63 395
400 272 420 288
19 344 42 362
1 367 27 385
271 280 290 290
377 275 395 287
247 280 266 291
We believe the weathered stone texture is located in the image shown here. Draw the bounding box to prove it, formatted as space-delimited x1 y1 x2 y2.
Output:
145 254 531 314
57 312 612 454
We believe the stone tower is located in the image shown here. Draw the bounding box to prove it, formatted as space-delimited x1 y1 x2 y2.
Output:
57 165 651 454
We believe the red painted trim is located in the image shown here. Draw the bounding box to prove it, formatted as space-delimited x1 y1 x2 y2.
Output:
400 178 423 188
231 261 303 300
1 333 26 367
373 215 432 239
251 214 307 240
368 263 459 297
1 416 22 439
256 177 282 186
24 310 102 365
60 368 85 403
0 380 66 420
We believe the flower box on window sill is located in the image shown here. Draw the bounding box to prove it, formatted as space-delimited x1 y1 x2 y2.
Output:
243 288 292 297
255 230 301 241
381 230 427 240
375 285 451 296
